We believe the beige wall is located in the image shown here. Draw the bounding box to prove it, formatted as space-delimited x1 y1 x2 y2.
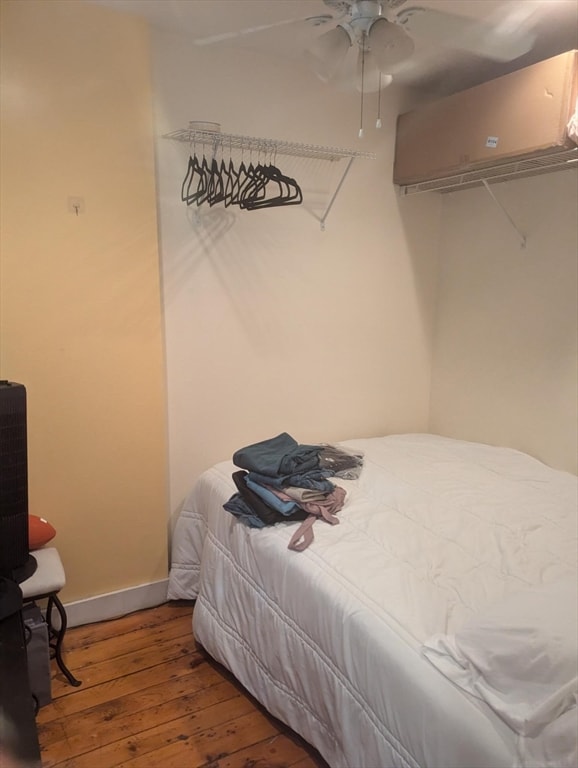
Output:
151 30 443 520
0 0 168 601
429 169 578 474
6 0 571 610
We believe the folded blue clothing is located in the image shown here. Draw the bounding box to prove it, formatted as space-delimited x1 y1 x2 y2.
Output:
233 432 297 474
245 477 299 516
278 444 322 476
223 493 267 529
233 432 322 477
248 469 335 492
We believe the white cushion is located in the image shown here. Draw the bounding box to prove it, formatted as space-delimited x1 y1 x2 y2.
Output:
20 547 66 597
422 578 578 738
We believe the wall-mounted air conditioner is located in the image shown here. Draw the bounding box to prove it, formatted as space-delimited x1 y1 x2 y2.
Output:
394 50 578 195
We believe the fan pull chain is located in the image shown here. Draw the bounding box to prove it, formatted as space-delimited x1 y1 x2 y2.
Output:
376 73 383 129
359 41 366 139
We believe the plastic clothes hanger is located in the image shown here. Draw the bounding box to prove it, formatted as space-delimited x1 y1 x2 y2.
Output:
235 156 265 207
238 162 269 208
240 146 302 209
206 157 227 207
239 145 282 209
191 155 214 207
181 153 209 206
180 142 303 210
243 159 303 209
223 157 240 207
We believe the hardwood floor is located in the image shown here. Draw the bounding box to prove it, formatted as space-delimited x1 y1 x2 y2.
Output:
36 602 329 768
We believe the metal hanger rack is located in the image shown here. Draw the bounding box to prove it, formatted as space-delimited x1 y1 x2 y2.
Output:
397 147 578 248
163 122 376 229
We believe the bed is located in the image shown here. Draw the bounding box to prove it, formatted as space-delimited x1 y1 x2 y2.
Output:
167 433 578 768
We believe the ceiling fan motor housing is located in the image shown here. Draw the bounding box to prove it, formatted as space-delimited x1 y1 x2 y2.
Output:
349 0 385 40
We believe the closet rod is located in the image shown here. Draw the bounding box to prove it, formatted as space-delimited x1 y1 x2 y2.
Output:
163 125 376 162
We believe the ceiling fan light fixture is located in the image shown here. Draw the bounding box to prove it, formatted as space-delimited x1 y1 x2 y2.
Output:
306 24 352 82
355 48 393 93
368 17 415 72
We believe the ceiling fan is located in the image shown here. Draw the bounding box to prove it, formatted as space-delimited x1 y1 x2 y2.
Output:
194 0 538 93
306 0 537 89
193 0 538 137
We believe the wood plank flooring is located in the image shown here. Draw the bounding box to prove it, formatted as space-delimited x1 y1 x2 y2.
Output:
36 602 329 768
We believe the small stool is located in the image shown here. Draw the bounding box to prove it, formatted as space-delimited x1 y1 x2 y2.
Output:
20 548 81 688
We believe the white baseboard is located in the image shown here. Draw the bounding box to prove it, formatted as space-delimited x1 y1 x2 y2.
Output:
64 579 170 628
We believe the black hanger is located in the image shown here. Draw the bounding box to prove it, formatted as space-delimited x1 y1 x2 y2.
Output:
223 158 241 208
206 157 227 207
181 153 208 206
243 163 303 209
181 144 303 211
238 161 269 209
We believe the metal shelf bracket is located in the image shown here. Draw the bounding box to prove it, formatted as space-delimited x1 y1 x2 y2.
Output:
318 157 356 232
481 179 527 248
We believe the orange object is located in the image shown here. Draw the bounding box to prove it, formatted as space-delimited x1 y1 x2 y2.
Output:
28 515 56 550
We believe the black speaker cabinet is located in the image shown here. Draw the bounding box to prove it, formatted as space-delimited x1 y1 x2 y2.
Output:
0 381 35 582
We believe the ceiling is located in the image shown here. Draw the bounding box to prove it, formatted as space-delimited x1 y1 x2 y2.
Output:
89 0 578 95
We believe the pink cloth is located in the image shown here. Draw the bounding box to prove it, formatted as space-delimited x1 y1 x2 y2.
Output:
288 486 346 552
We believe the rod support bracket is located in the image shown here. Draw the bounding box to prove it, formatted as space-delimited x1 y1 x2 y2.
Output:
481 179 527 248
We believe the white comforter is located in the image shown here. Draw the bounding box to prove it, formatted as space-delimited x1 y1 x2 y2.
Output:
168 433 578 768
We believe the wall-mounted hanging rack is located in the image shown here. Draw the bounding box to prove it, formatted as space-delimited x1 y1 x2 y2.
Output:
397 148 578 249
397 148 578 196
163 122 376 230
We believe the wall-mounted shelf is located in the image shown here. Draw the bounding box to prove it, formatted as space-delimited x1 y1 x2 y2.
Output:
397 146 578 249
163 123 376 229
163 124 376 162
397 147 578 196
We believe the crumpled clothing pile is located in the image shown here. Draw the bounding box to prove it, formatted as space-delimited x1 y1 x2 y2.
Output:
224 432 363 551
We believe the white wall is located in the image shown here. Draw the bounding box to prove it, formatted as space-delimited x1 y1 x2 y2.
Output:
151 31 443 519
430 169 578 474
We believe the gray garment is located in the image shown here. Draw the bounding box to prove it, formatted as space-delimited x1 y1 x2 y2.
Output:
274 486 329 503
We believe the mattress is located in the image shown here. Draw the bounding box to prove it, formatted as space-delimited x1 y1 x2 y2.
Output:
168 433 578 768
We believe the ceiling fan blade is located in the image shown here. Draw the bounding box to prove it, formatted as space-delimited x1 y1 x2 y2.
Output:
194 16 324 46
397 6 536 62
368 18 415 71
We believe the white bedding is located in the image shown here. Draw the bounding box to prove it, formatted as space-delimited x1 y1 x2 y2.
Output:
168 433 578 768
